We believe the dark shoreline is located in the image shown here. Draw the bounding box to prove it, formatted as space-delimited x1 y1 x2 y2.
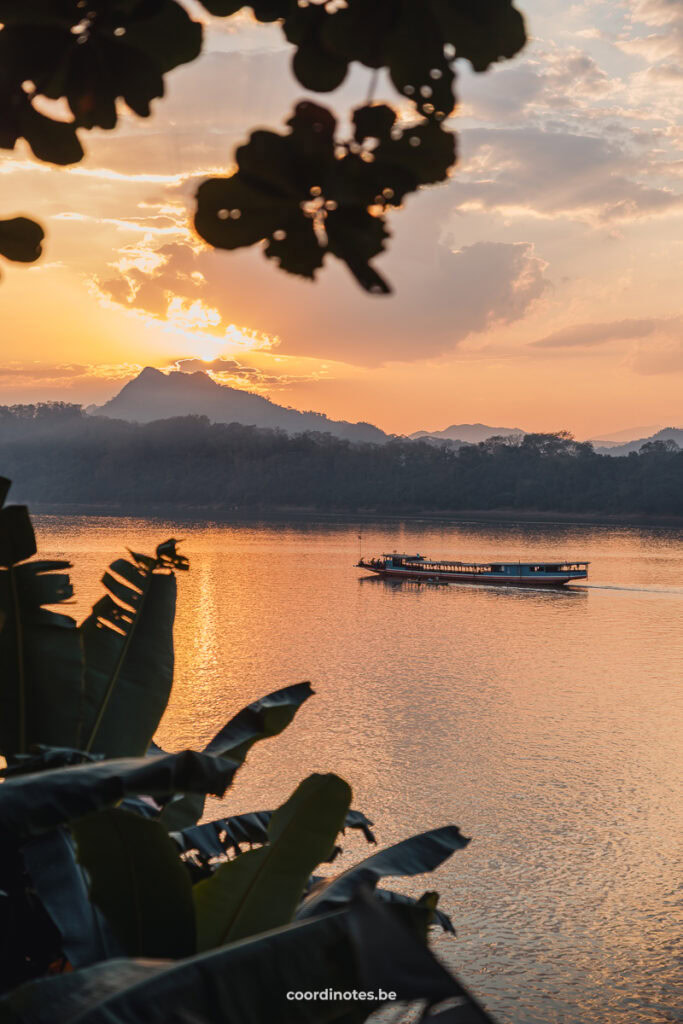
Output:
27 502 683 531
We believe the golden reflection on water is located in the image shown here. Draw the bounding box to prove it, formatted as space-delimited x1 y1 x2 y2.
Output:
34 515 683 1024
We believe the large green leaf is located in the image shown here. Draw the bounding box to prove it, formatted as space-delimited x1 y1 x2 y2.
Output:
172 805 375 879
79 542 188 758
0 751 237 842
373 887 455 936
193 773 351 948
298 825 470 919
202 681 314 760
304 877 455 936
0 746 102 778
0 892 496 1023
0 483 84 758
73 808 195 959
21 827 123 968
160 681 314 831
0 488 36 566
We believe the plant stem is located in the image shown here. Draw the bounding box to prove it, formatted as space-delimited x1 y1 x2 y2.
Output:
84 567 154 753
9 565 26 753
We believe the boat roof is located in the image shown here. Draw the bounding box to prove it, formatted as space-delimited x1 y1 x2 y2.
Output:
380 553 590 565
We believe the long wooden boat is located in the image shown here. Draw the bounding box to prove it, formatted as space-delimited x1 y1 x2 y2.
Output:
357 553 589 586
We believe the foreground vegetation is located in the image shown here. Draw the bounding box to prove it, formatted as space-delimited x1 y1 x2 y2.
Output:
1 405 682 517
0 477 495 1022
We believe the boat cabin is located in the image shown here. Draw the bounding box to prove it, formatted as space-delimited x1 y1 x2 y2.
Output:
360 552 589 586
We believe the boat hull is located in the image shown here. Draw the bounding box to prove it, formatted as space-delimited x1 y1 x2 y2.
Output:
358 565 582 586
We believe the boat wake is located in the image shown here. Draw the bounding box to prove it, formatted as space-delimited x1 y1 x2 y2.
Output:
574 584 683 596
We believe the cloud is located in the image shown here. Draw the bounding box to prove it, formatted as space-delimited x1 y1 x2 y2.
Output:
165 356 328 390
453 125 683 224
0 362 146 404
0 356 325 404
618 0 683 62
531 318 666 348
460 43 616 123
93 218 550 365
0 362 143 385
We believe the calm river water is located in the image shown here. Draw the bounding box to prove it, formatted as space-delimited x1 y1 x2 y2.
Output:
34 514 683 1024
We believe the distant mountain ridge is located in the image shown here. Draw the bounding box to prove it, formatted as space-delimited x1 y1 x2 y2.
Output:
90 367 388 444
411 423 524 443
89 370 679 453
589 424 664 444
594 427 683 456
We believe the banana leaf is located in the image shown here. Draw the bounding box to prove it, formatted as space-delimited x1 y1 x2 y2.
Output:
0 751 237 842
298 825 470 919
0 746 103 777
202 682 315 761
78 542 188 758
73 808 196 959
303 875 455 935
0 485 35 567
21 828 123 968
0 891 495 1024
0 554 84 758
160 682 314 831
193 773 351 948
373 887 455 935
171 806 375 877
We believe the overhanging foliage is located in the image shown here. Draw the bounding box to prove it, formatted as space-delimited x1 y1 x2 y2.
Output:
0 1 526 291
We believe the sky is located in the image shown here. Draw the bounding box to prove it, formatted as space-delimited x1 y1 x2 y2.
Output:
0 0 681 440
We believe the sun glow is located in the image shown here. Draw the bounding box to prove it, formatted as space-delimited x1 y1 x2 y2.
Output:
160 321 281 364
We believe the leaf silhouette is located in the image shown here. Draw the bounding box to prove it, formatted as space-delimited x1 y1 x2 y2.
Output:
298 825 470 918
0 480 83 758
172 805 374 878
0 751 237 842
74 808 196 959
193 773 351 948
160 681 314 831
79 541 188 758
0 217 44 263
0 892 497 1023
21 827 123 969
203 0 526 119
196 100 455 293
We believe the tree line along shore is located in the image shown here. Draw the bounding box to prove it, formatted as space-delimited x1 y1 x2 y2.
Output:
1 403 681 517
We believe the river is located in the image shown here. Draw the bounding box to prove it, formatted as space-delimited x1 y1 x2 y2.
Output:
34 514 683 1024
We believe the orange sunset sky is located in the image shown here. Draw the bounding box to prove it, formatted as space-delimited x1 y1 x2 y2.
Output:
1 0 681 439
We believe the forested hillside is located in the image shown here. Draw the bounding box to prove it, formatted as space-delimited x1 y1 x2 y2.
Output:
1 404 681 516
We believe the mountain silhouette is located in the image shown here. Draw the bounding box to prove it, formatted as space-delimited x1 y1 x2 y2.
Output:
594 427 683 456
91 367 388 443
410 422 524 443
